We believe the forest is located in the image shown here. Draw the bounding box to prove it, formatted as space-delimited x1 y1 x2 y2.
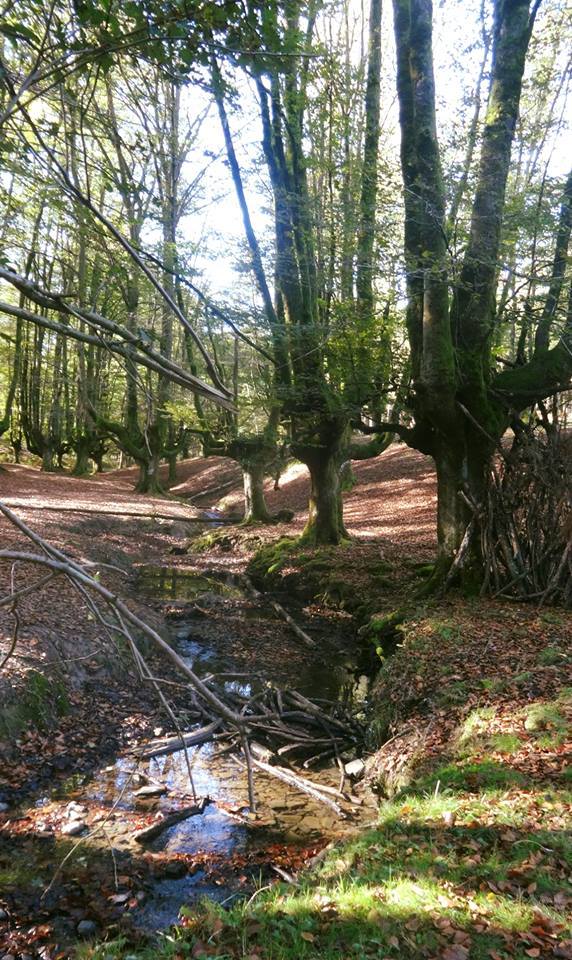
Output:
0 0 571 957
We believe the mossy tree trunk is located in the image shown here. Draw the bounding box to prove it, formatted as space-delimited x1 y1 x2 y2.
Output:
391 0 571 585
228 416 280 525
301 451 345 545
243 461 273 524
293 415 351 545
135 453 164 495
72 437 92 477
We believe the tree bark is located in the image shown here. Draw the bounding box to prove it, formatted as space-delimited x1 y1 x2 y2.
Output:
72 440 92 477
300 449 347 546
135 454 164 495
243 462 272 524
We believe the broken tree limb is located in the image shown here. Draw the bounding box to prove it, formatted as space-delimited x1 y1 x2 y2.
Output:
0 500 231 524
249 758 347 817
238 575 316 648
137 719 223 760
133 798 209 844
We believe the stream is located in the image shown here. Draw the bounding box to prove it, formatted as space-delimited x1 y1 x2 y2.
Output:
30 563 377 935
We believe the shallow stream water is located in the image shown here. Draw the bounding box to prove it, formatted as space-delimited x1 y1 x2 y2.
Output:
51 565 374 931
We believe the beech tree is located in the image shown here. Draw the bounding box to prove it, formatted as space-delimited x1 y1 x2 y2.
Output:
390 0 572 583
212 0 394 544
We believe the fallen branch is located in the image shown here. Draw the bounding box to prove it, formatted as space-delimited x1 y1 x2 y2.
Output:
138 719 223 759
0 500 231 524
250 757 347 817
238 575 316 648
133 798 209 844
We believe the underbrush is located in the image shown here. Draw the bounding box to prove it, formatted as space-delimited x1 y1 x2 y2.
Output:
80 598 572 960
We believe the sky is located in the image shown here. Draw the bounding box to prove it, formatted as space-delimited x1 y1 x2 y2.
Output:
175 0 571 305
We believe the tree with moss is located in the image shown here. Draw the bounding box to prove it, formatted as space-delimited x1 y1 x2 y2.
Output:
212 0 394 544
389 0 572 584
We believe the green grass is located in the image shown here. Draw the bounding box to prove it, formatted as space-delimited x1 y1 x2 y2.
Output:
523 697 571 746
83 780 572 960
538 644 567 666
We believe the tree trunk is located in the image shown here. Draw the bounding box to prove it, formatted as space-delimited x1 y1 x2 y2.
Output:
41 447 55 472
72 439 92 477
243 462 272 524
167 451 178 486
432 430 491 589
135 455 164 495
301 452 347 546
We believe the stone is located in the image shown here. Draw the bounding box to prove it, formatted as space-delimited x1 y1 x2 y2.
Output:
273 508 295 522
0 803 9 813
170 522 190 540
163 859 188 878
298 815 323 832
77 919 97 938
344 758 366 780
61 820 87 836
133 784 167 798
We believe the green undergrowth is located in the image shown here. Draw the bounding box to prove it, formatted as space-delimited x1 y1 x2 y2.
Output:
0 669 70 737
83 777 572 960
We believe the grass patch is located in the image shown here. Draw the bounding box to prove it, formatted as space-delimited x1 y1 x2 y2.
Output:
0 670 69 737
523 698 571 746
538 644 567 666
90 783 572 960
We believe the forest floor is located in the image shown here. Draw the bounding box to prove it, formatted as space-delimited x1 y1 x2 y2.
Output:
0 445 571 960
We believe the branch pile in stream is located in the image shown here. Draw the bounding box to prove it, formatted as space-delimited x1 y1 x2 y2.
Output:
0 502 366 817
140 681 366 816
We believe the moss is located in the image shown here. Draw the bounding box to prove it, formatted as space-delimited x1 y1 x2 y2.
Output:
187 529 233 553
247 537 299 584
361 611 406 658
0 670 70 737
366 701 395 750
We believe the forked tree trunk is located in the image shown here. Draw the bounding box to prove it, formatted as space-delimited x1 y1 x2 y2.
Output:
243 462 272 524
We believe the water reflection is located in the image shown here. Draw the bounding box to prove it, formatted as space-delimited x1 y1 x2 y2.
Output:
80 566 374 929
137 566 242 601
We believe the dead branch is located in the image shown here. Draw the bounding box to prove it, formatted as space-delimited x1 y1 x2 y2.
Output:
478 424 572 605
132 798 209 844
238 574 316 648
138 719 223 759
0 500 230 524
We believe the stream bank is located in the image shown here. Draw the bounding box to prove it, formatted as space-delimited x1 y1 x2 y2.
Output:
0 548 380 958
